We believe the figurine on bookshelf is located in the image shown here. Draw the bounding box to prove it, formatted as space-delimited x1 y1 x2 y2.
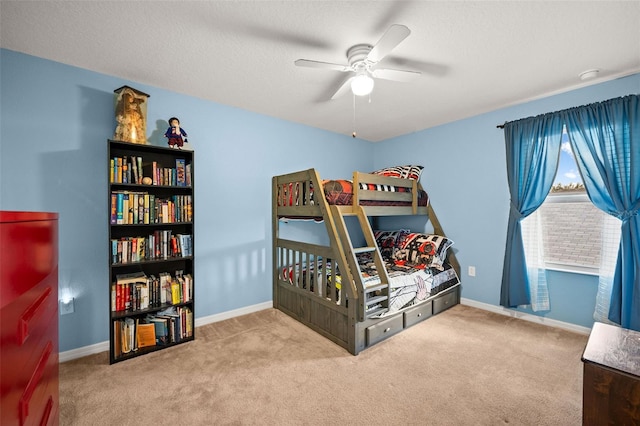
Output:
164 117 188 149
113 86 149 144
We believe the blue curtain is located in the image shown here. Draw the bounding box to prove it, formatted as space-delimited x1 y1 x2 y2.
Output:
563 95 640 331
500 114 564 308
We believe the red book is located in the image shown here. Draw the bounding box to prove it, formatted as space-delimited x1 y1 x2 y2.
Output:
171 237 178 256
116 282 123 311
124 283 131 311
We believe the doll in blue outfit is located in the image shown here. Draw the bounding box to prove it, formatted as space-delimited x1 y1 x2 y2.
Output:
164 117 188 148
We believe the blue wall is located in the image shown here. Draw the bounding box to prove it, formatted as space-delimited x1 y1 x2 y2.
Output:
1 48 638 352
373 73 640 328
0 49 372 352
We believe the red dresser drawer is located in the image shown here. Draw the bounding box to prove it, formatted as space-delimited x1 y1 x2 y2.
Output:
0 215 58 309
0 212 59 426
1 279 58 425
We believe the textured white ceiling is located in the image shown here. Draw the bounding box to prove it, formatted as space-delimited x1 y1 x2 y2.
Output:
2 1 639 141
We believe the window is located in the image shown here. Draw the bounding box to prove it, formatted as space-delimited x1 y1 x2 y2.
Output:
521 130 621 276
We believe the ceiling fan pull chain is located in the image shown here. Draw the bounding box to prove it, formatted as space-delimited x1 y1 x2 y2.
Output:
352 93 357 138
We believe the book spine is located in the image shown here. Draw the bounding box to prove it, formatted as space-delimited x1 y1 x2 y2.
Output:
143 194 150 224
152 161 157 185
116 192 124 224
131 155 139 185
137 156 143 183
122 160 128 184
117 157 123 183
122 193 129 225
149 194 156 223
132 193 138 224
110 193 117 224
111 239 118 264
176 158 186 187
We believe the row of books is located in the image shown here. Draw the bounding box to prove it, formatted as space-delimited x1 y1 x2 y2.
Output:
111 270 193 312
111 231 192 264
113 306 193 357
110 156 191 187
110 191 192 225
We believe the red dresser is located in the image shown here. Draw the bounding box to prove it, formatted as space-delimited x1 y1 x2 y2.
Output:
1 211 59 426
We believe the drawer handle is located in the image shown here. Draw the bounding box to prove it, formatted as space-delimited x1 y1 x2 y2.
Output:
19 341 53 426
384 327 391 333
417 313 422 317
19 286 52 345
41 396 54 426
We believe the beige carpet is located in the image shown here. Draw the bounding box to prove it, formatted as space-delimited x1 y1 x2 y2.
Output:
59 305 588 425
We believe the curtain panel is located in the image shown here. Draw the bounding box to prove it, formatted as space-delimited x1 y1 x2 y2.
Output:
500 114 564 308
563 94 640 331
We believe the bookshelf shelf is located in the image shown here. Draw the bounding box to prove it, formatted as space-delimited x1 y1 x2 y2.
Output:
111 256 194 268
108 139 195 364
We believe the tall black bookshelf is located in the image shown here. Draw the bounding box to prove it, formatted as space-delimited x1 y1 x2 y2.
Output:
108 139 195 364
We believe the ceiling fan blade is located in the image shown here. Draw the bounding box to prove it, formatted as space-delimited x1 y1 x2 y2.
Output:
330 76 355 100
294 59 351 72
366 24 411 64
372 68 421 82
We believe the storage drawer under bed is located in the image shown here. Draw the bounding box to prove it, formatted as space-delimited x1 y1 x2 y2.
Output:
433 287 458 315
403 301 432 328
366 314 403 346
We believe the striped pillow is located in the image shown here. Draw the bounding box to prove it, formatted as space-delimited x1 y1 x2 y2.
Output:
371 165 423 181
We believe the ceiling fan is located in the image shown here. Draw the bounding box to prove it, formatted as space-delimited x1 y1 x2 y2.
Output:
294 24 421 99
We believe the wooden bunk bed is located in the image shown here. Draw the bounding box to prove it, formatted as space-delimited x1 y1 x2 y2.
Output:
272 168 461 355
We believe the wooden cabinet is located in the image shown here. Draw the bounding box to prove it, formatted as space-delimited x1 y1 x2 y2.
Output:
108 140 195 364
1 211 59 426
581 322 640 425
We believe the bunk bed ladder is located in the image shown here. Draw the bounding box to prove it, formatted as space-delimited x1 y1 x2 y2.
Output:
329 205 391 322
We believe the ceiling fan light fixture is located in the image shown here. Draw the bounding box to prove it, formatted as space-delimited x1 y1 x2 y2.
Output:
351 73 374 96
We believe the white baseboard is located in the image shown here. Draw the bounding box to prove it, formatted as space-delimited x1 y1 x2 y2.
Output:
61 299 589 363
460 297 592 335
194 301 273 327
59 341 110 363
59 301 274 363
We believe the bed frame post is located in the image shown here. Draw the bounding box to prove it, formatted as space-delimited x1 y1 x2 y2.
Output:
427 202 461 278
272 175 280 309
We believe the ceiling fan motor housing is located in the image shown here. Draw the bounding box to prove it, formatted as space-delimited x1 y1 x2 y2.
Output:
347 44 373 70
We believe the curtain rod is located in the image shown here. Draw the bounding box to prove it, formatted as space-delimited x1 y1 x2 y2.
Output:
495 94 637 129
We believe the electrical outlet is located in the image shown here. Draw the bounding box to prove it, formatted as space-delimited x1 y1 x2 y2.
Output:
468 266 476 277
60 298 75 315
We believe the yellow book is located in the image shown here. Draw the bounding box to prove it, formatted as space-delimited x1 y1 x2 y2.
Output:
137 237 145 262
117 157 123 183
171 280 181 304
143 194 150 224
